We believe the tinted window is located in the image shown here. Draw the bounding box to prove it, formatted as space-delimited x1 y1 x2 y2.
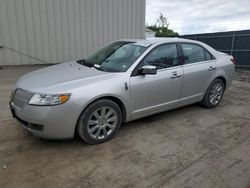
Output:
142 44 179 69
182 43 206 64
204 50 213 60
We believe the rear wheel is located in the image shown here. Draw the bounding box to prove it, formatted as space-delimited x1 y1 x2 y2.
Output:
201 79 225 108
77 99 122 144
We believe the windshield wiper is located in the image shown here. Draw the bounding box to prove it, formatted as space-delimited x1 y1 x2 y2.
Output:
76 59 85 64
77 59 105 71
93 64 105 71
76 59 93 67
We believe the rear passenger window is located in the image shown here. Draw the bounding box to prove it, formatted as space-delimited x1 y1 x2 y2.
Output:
182 43 208 64
204 50 213 60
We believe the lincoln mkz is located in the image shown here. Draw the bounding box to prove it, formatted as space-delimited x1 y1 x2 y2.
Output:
10 38 235 144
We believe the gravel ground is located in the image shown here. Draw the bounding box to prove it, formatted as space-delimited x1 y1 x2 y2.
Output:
234 69 250 83
0 66 250 188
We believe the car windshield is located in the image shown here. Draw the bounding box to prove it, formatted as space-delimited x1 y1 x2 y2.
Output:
81 41 150 72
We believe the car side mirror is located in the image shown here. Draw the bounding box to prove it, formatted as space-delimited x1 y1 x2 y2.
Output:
140 65 157 75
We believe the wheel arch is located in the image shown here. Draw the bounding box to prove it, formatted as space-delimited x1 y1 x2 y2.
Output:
97 96 127 123
76 95 128 130
215 76 227 88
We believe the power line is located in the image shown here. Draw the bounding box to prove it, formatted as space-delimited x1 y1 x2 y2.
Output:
0 45 59 64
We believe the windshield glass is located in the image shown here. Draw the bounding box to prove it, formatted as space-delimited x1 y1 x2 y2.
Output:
83 41 150 72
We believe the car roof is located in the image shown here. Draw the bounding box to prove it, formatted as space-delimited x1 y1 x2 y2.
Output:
117 37 219 57
118 37 199 45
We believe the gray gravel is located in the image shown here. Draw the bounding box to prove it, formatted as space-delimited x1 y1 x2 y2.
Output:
234 69 250 83
0 66 250 188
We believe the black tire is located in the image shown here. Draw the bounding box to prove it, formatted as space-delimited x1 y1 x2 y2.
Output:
77 99 122 144
201 79 225 108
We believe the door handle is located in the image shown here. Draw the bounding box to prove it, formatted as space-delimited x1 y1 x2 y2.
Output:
171 72 182 78
208 66 216 71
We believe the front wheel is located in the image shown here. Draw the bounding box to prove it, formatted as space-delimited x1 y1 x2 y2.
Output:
201 79 225 108
77 99 122 144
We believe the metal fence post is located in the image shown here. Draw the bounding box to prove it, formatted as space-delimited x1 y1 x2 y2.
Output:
230 33 235 55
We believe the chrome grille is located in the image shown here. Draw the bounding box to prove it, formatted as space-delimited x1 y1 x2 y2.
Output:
12 89 34 108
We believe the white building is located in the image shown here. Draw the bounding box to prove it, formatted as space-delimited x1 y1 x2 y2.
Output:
0 0 146 65
145 28 156 38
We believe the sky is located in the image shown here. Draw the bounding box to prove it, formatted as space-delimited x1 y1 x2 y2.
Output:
146 0 250 35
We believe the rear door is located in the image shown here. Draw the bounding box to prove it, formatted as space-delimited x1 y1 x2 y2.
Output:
129 43 183 118
180 43 216 105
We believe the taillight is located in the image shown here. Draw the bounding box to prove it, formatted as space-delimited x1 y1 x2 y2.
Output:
231 57 236 65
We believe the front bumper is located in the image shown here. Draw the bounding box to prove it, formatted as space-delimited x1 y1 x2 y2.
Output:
9 101 79 139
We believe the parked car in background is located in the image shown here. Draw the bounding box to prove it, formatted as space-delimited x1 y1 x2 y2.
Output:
10 38 235 144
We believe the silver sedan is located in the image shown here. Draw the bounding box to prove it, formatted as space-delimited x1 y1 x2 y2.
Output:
10 38 235 144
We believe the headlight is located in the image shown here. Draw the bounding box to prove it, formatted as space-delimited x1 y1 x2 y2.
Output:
29 93 71 105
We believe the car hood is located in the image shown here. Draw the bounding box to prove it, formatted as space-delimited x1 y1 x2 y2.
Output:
16 62 113 93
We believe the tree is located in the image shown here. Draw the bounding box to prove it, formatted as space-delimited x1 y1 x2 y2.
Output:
157 13 169 29
147 13 179 37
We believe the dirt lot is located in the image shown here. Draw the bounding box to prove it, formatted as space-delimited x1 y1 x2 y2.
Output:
0 66 250 188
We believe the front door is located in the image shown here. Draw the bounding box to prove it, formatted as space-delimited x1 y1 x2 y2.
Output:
129 43 183 119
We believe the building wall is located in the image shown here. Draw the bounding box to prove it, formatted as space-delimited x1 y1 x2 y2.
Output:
0 0 145 65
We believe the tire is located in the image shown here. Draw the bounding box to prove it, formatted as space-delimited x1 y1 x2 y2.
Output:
201 79 225 108
77 99 122 144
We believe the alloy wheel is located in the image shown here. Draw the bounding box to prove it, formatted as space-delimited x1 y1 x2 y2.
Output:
209 82 224 105
86 106 118 139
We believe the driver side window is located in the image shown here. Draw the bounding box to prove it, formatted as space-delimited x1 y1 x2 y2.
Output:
142 44 179 69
